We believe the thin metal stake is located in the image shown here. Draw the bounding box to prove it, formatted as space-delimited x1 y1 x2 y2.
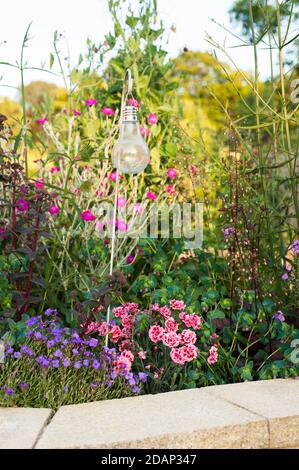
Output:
105 68 133 347
105 168 119 347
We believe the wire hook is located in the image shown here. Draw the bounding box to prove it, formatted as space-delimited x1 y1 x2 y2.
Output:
120 68 134 123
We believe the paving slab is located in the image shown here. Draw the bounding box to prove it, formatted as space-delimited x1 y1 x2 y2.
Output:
209 378 299 448
0 407 52 449
35 388 268 449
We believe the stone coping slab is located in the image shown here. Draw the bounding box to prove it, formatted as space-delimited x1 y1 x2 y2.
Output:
209 378 299 448
35 388 268 449
0 407 52 449
1 378 299 449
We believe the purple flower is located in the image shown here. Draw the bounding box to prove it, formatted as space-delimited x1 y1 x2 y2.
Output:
63 385 69 393
20 345 34 357
72 348 79 356
51 359 60 368
36 355 50 368
2 386 14 396
47 340 55 348
281 272 289 281
84 351 92 357
222 227 235 238
291 239 299 255
34 331 42 341
89 338 98 348
62 358 71 368
45 308 58 316
19 382 29 389
273 310 285 322
26 317 38 326
83 359 90 367
133 385 140 394
138 372 148 383
6 347 14 354
74 361 82 369
13 351 21 359
91 381 99 388
92 359 101 370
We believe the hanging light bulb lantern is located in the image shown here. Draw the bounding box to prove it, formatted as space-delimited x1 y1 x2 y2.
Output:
112 71 150 174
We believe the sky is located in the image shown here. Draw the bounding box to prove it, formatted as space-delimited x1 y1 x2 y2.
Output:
0 0 272 100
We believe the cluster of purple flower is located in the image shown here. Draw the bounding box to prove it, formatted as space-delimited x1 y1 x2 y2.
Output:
1 309 147 397
291 239 299 255
222 227 236 238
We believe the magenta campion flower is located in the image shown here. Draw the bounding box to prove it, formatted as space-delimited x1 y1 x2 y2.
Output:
190 164 197 175
273 310 285 322
148 113 158 125
133 202 143 214
140 127 150 137
166 184 175 196
80 210 96 222
127 254 135 264
0 227 7 238
128 98 140 108
101 106 115 116
146 191 157 200
108 171 117 182
50 166 60 173
36 117 48 125
167 168 177 179
85 98 97 107
72 108 81 116
16 199 29 212
116 219 128 232
49 205 60 215
34 178 45 189
117 196 127 208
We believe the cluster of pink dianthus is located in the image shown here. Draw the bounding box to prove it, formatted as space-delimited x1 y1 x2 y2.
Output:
148 300 203 365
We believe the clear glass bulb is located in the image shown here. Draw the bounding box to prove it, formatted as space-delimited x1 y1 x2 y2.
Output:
112 106 150 174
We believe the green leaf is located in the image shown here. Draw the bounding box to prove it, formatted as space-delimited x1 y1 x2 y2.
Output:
163 142 177 157
240 362 253 381
126 16 139 28
220 298 232 309
208 310 225 320
188 369 200 380
50 52 54 69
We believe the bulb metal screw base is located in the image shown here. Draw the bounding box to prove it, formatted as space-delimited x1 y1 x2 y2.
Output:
122 105 138 122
